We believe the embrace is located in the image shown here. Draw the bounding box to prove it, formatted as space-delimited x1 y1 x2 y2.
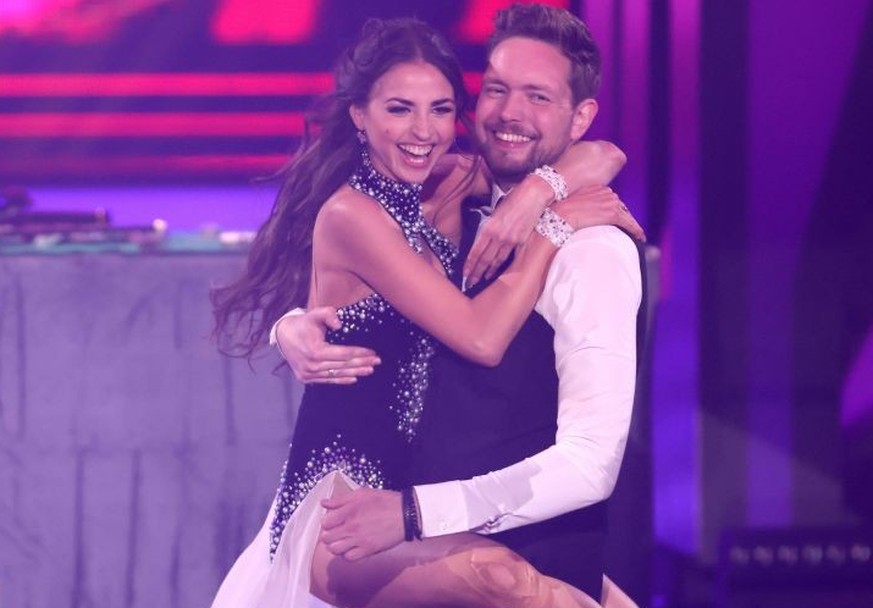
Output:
211 4 646 607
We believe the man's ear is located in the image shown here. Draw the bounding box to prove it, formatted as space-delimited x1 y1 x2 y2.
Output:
570 98 598 140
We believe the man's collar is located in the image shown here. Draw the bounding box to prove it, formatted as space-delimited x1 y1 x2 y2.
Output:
491 183 509 208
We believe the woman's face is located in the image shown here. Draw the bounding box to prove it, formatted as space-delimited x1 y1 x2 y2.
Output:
350 61 457 184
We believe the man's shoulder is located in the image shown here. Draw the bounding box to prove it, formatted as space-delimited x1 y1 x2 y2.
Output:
538 226 643 321
545 225 643 295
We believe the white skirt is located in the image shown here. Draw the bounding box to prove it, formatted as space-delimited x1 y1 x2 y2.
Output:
210 470 355 608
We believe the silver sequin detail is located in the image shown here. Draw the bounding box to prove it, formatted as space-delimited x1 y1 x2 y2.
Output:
268 434 385 557
349 148 458 272
332 297 433 440
340 150 457 439
268 151 458 556
393 334 434 438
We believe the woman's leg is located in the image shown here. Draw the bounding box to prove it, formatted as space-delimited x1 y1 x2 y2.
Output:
311 524 599 608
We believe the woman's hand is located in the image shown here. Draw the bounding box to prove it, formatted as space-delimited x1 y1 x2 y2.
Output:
463 140 629 287
552 185 646 241
462 199 542 287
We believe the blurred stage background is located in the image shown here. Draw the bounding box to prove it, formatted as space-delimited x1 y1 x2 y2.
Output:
1 0 872 606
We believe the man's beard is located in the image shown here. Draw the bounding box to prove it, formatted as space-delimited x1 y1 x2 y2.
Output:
482 147 540 189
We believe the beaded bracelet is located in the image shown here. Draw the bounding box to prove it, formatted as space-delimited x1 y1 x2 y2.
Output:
535 207 574 248
400 487 422 541
532 164 569 201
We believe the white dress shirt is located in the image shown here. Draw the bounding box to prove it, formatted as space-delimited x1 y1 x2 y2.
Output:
414 215 643 536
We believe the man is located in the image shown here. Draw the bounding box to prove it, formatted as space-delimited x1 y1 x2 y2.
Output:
276 4 644 600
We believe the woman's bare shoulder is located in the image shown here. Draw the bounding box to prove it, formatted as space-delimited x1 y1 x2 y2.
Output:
318 185 381 223
316 185 405 252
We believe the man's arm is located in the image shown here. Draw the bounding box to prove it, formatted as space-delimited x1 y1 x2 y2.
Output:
320 226 642 557
416 225 642 534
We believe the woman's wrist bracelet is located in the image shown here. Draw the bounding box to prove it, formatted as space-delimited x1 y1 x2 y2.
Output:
535 207 574 248
532 164 569 201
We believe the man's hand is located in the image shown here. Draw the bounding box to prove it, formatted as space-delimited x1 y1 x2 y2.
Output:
319 488 405 560
276 307 380 384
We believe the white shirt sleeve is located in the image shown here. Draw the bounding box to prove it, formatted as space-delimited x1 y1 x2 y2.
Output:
268 307 306 346
415 225 642 536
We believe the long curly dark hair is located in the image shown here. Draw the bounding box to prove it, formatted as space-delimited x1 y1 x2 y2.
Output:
212 18 471 358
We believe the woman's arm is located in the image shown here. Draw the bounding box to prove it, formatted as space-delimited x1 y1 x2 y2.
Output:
315 189 558 366
463 140 643 285
422 153 490 245
273 186 629 380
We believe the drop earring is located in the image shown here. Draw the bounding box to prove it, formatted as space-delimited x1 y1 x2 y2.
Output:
356 129 367 144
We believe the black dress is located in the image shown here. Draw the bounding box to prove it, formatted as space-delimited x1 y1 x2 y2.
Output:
267 152 458 556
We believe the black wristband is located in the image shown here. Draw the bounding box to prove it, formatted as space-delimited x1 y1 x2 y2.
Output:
400 487 421 541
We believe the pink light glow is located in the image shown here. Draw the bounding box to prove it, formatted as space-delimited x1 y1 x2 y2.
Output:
455 0 569 43
0 111 305 137
0 73 334 97
211 0 321 44
0 0 63 21
0 0 171 42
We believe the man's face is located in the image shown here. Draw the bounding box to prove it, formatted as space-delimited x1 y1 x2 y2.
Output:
474 36 595 188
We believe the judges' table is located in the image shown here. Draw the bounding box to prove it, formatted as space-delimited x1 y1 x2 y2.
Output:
0 238 300 608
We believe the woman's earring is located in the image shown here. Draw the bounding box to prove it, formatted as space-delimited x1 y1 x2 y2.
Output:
356 130 367 144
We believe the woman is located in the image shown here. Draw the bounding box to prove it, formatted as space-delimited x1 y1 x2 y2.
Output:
211 17 627 608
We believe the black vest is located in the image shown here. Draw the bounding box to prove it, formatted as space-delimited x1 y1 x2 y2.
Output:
409 195 625 598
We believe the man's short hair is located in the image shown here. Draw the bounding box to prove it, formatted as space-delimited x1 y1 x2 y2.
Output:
487 3 601 104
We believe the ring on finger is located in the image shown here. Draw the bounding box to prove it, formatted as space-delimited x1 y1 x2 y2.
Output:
327 368 337 378
620 203 629 213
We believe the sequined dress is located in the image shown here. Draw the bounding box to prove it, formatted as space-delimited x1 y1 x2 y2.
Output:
210 152 457 608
